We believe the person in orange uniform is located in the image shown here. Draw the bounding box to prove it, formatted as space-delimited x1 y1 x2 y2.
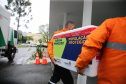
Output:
76 16 126 84
48 21 75 84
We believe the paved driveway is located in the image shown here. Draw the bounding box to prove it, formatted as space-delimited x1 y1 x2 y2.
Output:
0 47 97 84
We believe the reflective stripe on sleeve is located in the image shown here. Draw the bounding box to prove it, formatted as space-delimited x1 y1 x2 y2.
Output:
106 42 126 51
49 80 55 84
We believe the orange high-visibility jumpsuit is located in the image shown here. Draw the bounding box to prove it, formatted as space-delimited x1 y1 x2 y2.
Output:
47 28 74 84
47 28 68 58
76 17 126 84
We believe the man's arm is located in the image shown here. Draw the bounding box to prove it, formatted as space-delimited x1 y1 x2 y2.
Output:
76 18 116 75
47 37 54 58
47 37 57 65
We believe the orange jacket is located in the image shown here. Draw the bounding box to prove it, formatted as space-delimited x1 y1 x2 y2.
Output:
47 28 68 58
76 17 126 84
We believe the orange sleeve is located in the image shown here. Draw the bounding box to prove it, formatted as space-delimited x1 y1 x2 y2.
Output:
76 19 115 69
47 37 54 58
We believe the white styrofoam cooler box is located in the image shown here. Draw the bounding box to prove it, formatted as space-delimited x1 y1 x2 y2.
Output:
53 25 101 77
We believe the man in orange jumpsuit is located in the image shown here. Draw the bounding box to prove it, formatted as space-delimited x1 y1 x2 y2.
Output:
76 16 126 84
48 21 75 84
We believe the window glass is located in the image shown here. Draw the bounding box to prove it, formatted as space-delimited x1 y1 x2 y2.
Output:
14 30 17 38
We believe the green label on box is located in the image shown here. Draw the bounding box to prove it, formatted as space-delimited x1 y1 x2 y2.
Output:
53 38 67 58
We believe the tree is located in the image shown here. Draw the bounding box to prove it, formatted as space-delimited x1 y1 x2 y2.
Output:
38 39 42 44
39 24 51 43
22 36 27 43
27 36 33 42
18 30 22 43
5 0 32 36
22 36 33 43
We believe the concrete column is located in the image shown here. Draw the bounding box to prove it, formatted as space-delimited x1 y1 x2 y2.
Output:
77 0 93 84
82 0 93 26
57 26 60 31
63 13 67 28
77 75 87 84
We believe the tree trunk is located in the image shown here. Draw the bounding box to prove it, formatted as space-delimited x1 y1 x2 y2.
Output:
17 15 20 45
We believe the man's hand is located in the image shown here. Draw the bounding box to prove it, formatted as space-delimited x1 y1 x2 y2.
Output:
75 65 85 76
50 56 57 65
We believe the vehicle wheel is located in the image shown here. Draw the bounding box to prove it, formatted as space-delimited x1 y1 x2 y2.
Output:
8 50 15 61
6 41 16 61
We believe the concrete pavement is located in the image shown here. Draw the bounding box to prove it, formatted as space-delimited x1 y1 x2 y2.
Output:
0 63 52 84
14 47 36 64
0 47 97 84
0 63 78 84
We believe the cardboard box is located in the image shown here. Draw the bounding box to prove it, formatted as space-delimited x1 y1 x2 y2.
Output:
53 25 101 77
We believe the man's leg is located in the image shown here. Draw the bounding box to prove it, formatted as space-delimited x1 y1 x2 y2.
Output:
48 65 61 84
60 67 74 84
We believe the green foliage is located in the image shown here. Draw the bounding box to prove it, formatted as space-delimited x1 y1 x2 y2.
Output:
19 40 22 43
5 0 32 29
31 44 45 59
19 43 21 45
22 36 27 42
27 36 33 41
18 31 22 43
31 52 36 60
22 36 33 42
38 39 42 44
39 24 51 43
36 44 45 59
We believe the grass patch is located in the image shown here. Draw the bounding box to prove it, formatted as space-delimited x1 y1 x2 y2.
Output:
18 45 27 48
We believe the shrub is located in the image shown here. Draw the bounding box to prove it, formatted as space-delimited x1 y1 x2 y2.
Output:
31 44 45 59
